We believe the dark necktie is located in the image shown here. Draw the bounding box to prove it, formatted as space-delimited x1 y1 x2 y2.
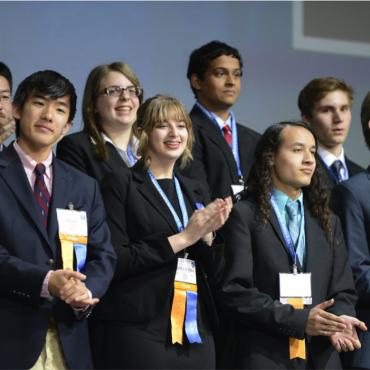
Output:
222 124 232 146
34 163 51 227
330 160 343 182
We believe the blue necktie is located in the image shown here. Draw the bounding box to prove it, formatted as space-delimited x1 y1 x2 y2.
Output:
330 160 343 182
286 200 305 271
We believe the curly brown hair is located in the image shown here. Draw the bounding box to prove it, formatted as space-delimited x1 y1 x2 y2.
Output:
240 121 332 238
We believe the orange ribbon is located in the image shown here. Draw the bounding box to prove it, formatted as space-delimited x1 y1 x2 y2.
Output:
171 283 197 344
59 234 87 270
288 298 305 360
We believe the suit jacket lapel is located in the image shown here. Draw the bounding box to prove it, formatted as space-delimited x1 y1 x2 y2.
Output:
176 172 204 211
133 166 180 234
304 209 320 274
47 158 72 245
105 142 128 171
0 145 50 245
191 106 239 184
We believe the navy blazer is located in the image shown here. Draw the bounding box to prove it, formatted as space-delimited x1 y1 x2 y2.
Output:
332 167 370 368
178 105 261 200
0 144 116 369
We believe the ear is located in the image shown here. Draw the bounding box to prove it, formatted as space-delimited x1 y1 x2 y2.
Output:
190 73 202 92
269 152 275 167
137 127 142 138
12 103 21 120
368 120 370 131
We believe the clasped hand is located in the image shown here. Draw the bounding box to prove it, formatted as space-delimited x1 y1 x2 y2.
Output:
48 268 99 308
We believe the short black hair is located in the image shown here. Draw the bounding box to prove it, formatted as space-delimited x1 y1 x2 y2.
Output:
187 41 243 98
0 62 13 93
13 70 77 137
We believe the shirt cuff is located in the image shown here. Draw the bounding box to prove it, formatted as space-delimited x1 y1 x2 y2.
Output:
41 270 53 298
72 289 92 312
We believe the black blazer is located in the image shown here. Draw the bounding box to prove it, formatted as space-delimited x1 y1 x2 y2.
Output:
178 105 261 200
332 167 370 368
92 162 224 330
56 131 128 184
0 144 116 369
317 154 364 190
215 198 357 369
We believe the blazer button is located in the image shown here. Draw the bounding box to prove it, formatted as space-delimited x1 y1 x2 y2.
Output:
47 259 54 266
292 330 296 335
282 329 287 334
46 297 53 303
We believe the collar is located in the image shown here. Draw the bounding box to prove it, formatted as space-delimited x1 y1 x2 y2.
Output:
13 140 53 179
196 101 232 130
273 187 303 214
318 146 345 168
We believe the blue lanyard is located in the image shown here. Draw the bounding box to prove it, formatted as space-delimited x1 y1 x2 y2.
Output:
270 194 305 273
320 155 348 184
127 141 137 166
147 169 189 233
195 101 243 183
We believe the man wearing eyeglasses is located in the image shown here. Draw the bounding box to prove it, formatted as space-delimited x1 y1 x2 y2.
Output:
0 62 16 150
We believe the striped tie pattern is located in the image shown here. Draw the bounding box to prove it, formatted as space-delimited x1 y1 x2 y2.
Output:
330 160 343 182
34 163 50 228
222 124 232 146
286 200 305 270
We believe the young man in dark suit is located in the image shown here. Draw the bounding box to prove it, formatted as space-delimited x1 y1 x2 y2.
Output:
0 70 116 369
179 41 261 200
0 62 16 150
298 77 363 189
332 91 370 369
217 121 366 369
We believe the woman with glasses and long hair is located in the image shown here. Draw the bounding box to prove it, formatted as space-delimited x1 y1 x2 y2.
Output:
57 62 143 183
89 94 232 369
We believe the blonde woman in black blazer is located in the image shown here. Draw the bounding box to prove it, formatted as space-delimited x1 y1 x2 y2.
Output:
89 95 232 369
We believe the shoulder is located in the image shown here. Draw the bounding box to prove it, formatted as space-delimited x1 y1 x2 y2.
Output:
345 156 365 174
334 169 369 194
58 131 91 148
101 165 133 189
236 122 261 140
233 197 259 221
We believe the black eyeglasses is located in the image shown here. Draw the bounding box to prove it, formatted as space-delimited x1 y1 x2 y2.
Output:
95 85 143 98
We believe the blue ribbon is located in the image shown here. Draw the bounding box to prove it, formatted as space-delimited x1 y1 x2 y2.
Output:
195 101 243 182
195 203 204 210
147 169 188 232
73 242 87 272
185 290 202 343
127 141 137 166
270 194 305 268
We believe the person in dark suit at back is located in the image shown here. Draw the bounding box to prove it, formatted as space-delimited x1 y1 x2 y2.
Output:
0 62 16 150
332 91 370 369
0 70 116 369
178 41 261 200
89 94 232 369
57 62 143 184
298 77 363 189
215 121 366 369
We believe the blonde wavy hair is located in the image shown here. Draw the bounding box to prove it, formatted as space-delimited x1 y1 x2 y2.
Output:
134 94 194 170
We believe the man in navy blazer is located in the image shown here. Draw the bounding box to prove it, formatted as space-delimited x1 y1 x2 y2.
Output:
298 77 363 190
332 90 370 369
0 70 116 369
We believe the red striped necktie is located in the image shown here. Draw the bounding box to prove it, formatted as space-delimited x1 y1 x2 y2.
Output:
34 163 51 227
222 124 232 146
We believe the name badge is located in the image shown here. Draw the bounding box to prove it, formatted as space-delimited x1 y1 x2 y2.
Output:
279 273 312 305
56 208 88 272
175 258 196 285
56 209 87 237
231 184 244 196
